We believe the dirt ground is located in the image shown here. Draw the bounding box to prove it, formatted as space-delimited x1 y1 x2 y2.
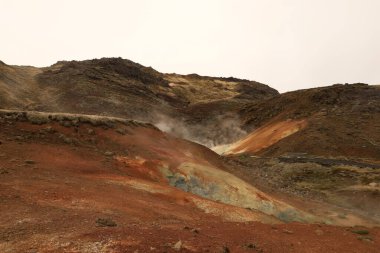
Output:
1 115 379 252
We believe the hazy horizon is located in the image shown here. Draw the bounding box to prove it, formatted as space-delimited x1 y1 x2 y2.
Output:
1 0 379 92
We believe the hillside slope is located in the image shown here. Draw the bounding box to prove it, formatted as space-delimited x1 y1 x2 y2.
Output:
0 58 278 147
1 110 379 252
1 58 380 252
220 83 380 161
214 84 380 226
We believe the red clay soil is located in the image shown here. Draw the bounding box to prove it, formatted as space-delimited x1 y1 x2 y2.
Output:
1 119 379 252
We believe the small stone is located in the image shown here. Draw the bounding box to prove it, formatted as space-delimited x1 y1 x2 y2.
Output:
0 169 9 174
25 160 36 165
369 182 377 187
116 128 126 135
221 246 230 253
104 151 114 156
95 218 117 227
62 121 71 127
191 228 200 234
358 235 373 243
63 137 72 144
44 126 56 133
87 129 95 135
15 136 24 141
245 243 256 249
283 229 294 234
315 229 324 236
173 240 182 251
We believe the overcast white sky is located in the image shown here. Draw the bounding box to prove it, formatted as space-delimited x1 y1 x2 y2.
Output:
1 0 379 92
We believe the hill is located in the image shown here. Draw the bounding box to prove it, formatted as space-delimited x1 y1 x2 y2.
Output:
214 84 380 226
1 110 379 252
1 58 380 252
219 83 380 161
0 58 278 147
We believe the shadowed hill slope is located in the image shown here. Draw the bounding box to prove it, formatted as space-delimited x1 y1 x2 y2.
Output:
220 83 380 161
0 58 278 147
0 58 278 148
213 84 380 227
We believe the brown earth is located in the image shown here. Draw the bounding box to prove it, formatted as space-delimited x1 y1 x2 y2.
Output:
2 59 379 157
1 58 380 252
1 111 379 252
237 83 380 160
212 84 380 233
0 58 278 147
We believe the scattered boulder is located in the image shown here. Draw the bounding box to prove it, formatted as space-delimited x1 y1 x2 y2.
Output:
25 160 36 165
96 218 117 227
173 240 182 251
43 126 56 134
183 226 200 234
0 168 9 174
315 229 324 236
14 136 24 141
104 151 114 156
191 228 200 234
245 243 256 249
116 128 126 135
220 246 230 253
358 235 374 243
60 121 72 127
283 229 294 234
58 134 73 144
64 138 73 144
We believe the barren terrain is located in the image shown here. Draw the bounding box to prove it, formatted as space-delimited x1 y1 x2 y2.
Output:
1 58 379 252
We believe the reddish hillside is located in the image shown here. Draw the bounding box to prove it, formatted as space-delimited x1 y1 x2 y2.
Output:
1 110 379 252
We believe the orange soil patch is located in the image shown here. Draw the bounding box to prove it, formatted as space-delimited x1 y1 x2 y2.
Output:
114 156 167 183
227 119 307 154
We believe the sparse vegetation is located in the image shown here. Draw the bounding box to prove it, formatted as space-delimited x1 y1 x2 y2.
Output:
0 110 156 130
352 230 370 235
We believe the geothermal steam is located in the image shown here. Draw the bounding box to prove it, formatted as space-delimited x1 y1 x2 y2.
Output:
153 114 247 148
